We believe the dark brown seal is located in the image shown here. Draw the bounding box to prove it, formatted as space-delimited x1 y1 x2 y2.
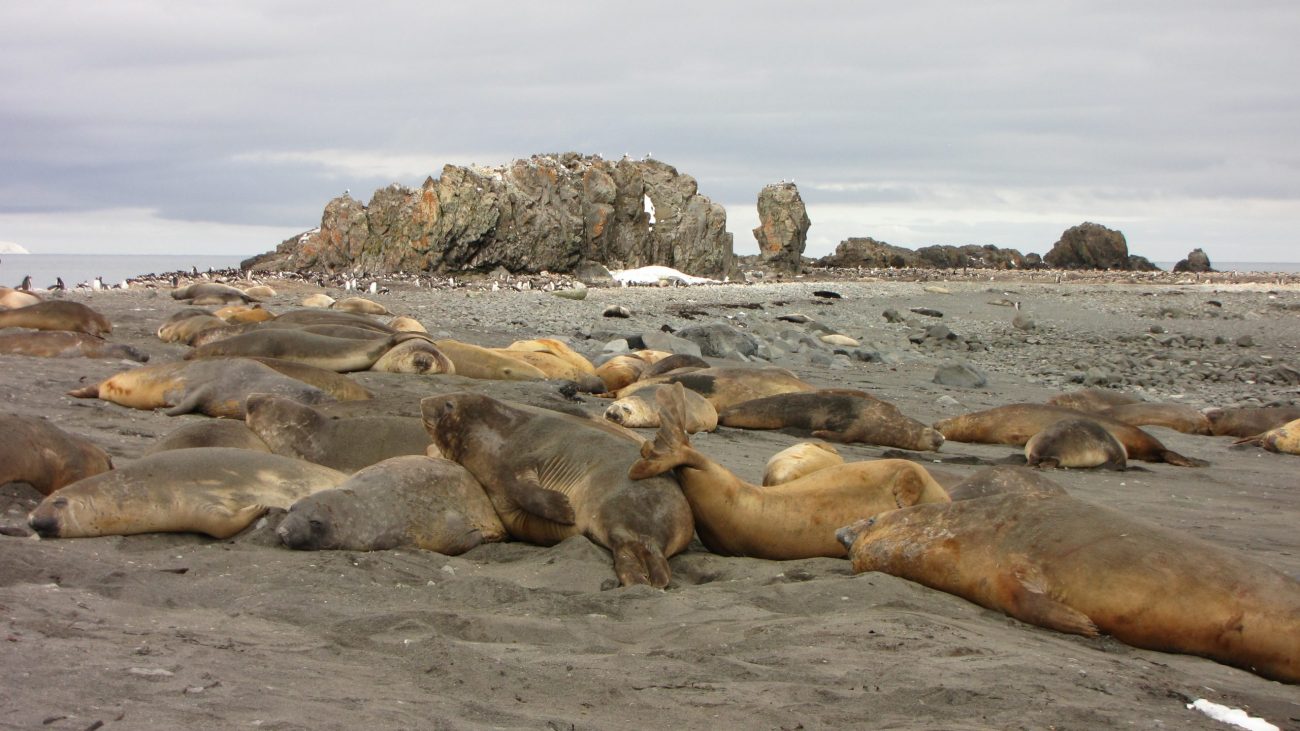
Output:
717 389 945 452
245 394 431 472
1024 417 1127 470
0 414 113 495
1205 406 1300 438
0 330 147 362
0 300 112 336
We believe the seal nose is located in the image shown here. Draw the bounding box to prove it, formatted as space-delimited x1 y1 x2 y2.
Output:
27 512 59 538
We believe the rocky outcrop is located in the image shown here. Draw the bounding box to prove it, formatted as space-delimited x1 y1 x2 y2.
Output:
1043 222 1142 270
915 244 1027 270
243 153 734 278
816 237 924 268
1173 248 1215 273
752 183 810 273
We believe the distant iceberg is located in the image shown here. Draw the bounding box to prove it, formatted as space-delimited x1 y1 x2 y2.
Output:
0 241 30 254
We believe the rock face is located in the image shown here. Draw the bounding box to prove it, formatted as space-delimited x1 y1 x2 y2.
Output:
1173 248 1215 273
1043 222 1155 270
243 153 734 278
915 244 1027 270
817 237 924 268
752 183 810 273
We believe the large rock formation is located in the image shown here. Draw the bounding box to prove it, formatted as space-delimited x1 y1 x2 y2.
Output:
816 237 924 268
1042 222 1156 270
243 153 734 278
915 244 1027 270
1173 248 1215 273
752 183 810 273
816 238 1028 270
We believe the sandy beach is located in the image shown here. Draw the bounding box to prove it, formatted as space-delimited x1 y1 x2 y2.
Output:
2 271 1298 730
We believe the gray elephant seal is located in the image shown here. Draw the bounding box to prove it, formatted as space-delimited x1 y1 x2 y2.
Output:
245 394 431 472
172 282 256 304
945 466 1070 501
1046 388 1141 413
718 389 944 452
278 456 506 553
1100 402 1212 435
1 414 113 495
1205 406 1300 438
145 419 272 455
0 330 148 362
186 330 425 372
27 448 348 539
1024 417 1127 470
604 384 718 432
0 300 112 336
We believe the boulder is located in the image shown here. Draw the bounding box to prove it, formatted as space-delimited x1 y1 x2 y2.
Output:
675 322 762 360
915 244 1026 270
752 183 810 273
817 237 923 268
1042 222 1134 270
933 361 989 389
1172 248 1215 273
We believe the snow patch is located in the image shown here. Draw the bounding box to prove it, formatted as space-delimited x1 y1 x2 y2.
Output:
611 266 718 287
1187 699 1279 731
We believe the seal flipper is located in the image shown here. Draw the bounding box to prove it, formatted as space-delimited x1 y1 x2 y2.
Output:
67 384 101 399
163 386 209 416
507 463 577 525
1159 450 1208 467
611 533 671 588
1003 566 1099 637
628 383 694 480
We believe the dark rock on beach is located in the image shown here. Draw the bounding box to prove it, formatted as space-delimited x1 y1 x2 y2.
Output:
1043 221 1159 271
1173 248 1215 273
753 182 810 273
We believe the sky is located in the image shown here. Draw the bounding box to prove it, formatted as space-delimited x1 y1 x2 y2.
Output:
2 1 1298 263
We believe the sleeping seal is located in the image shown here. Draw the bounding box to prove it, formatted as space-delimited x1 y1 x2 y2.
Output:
0 414 113 495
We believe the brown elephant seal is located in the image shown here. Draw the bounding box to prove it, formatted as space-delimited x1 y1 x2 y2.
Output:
432 340 548 381
0 287 42 308
641 353 710 379
1100 402 1212 435
617 366 817 411
157 313 229 344
272 308 394 330
68 359 333 418
370 338 455 375
186 330 424 372
629 384 949 560
0 414 113 495
604 384 718 432
1233 417 1300 455
718 390 945 452
145 419 272 455
0 330 148 362
945 466 1070 501
301 293 335 308
0 300 112 336
27 448 348 539
762 441 844 486
331 296 389 315
241 358 374 401
505 338 596 374
935 404 1203 466
595 355 650 391
1046 388 1141 413
836 492 1300 684
172 282 257 305
277 456 506 553
1023 418 1127 469
421 392 694 587
214 304 275 324
1205 406 1300 438
245 394 432 472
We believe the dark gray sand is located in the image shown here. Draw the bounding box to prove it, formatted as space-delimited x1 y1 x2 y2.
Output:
2 274 1298 730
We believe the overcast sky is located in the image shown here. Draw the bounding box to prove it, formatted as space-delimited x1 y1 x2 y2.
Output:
2 1 1297 263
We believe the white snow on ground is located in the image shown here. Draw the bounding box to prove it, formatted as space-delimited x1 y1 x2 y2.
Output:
1187 699 1279 731
611 265 718 286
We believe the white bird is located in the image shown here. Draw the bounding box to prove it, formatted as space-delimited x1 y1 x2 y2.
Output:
368 281 377 294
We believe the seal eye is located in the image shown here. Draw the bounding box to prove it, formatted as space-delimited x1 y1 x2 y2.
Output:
51 497 68 509
309 519 325 532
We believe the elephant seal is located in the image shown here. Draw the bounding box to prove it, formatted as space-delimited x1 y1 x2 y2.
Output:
641 353 710 379
493 349 605 391
242 358 374 401
505 338 596 374
421 392 694 587
186 330 424 372
145 419 272 455
68 359 333 418
604 384 718 432
0 414 113 495
1046 388 1141 413
1233 417 1300 455
432 340 548 381
0 331 148 362
945 466 1070 501
272 308 393 330
301 293 336 308
370 338 455 375
214 304 275 324
27 448 348 539
629 384 949 560
388 315 427 333
0 287 42 308
245 394 431 472
331 296 389 315
762 441 844 486
718 390 945 452
836 492 1300 684
1024 418 1127 469
157 313 229 344
1100 402 1212 435
1205 406 1300 438
617 366 817 411
172 282 256 305
595 355 650 391
277 456 505 553
0 300 112 336
935 404 1203 466
242 285 277 299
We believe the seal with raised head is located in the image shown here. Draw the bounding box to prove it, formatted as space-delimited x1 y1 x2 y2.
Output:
1205 406 1300 438
1100 402 1212 435
617 366 817 411
1024 417 1127 470
718 389 945 452
836 491 1300 684
245 394 432 472
628 384 950 560
145 419 272 455
604 384 718 433
1046 388 1141 413
1233 417 1300 455
421 392 694 587
0 414 113 495
762 441 844 486
27 448 348 539
0 300 112 336
277 455 506 554
935 403 1203 466
945 465 1070 501
186 330 425 372
0 330 148 362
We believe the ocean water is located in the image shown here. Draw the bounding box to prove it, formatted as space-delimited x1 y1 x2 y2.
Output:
0 254 251 289
1155 261 1300 273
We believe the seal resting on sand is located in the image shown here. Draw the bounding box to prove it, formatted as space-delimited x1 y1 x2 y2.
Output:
1046 388 1140 412
331 296 389 315
616 366 817 411
604 384 718 432
245 394 431 472
0 330 147 362
277 456 506 553
421 392 693 588
629 384 950 560
762 442 844 486
1024 418 1127 470
1205 406 1300 438
1099 402 1212 435
27 448 348 539
171 282 256 305
0 300 112 336
186 330 425 372
145 419 272 455
945 466 1070 501
0 287 42 308
717 390 944 452
0 414 113 495
432 340 548 381
1233 418 1300 455
836 492 1300 684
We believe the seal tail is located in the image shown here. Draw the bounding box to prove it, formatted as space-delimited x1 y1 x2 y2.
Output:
628 383 694 480
66 384 100 399
1160 449 1208 467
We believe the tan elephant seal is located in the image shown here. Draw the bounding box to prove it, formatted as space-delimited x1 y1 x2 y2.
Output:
0 331 148 362
387 315 427 333
628 384 949 560
1099 402 1212 435
145 419 272 455
1024 418 1127 470
595 355 650 391
604 384 718 432
836 492 1300 684
718 390 945 452
945 466 1070 501
1205 406 1300 438
762 441 844 486
0 414 113 495
331 296 390 315
935 404 1203 466
157 313 229 344
214 304 275 324
0 287 42 308
505 338 596 374
1233 417 1300 455
27 448 348 539
617 366 817 411
370 338 455 375
1046 388 1141 413
492 349 605 391
68 359 333 418
432 340 548 381
421 392 694 588
272 308 393 330
242 285 277 299
0 300 112 336
301 293 336 308
172 282 257 305
245 394 432 472
640 353 709 379
186 330 425 372
277 456 506 553
242 358 374 401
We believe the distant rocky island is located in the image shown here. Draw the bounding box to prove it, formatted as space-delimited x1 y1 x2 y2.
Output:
242 153 1210 277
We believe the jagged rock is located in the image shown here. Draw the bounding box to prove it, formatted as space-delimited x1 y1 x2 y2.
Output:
243 153 734 278
933 361 989 388
817 237 923 268
753 183 810 273
1043 222 1139 270
1127 254 1159 272
915 244 1026 270
1173 248 1215 273
572 260 615 286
